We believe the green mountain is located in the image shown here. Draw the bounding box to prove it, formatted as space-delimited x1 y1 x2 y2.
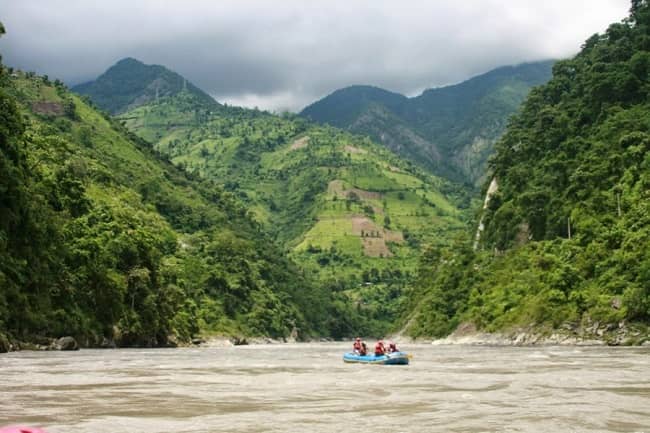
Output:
0 51 334 347
301 61 555 185
75 59 473 337
72 57 218 114
403 2 650 342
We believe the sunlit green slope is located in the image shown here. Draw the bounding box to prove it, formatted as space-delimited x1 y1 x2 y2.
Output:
117 92 472 285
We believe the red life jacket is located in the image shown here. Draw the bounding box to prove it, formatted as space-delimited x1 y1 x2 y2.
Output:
375 341 385 355
388 342 397 352
353 341 362 351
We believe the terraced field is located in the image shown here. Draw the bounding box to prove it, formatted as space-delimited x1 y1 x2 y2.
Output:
118 95 471 282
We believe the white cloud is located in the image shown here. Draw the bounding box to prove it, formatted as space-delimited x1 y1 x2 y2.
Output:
218 91 313 114
0 0 631 111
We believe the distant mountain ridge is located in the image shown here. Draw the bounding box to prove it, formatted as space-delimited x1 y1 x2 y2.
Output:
301 60 555 185
73 57 219 114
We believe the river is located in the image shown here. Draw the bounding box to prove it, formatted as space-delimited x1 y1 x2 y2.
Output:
1 343 650 432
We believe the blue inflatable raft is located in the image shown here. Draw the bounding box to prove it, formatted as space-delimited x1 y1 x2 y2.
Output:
343 351 410 365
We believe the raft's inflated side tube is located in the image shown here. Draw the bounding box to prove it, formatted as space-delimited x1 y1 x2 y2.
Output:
343 351 410 365
0 427 48 433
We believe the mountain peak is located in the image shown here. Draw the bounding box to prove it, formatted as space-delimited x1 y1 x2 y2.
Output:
301 85 407 128
72 58 218 114
115 57 144 66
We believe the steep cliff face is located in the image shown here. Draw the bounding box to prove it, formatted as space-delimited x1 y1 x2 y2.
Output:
474 178 499 249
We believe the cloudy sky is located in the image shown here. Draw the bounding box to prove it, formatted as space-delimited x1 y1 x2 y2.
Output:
0 0 631 112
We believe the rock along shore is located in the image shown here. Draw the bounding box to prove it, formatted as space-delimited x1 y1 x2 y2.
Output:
430 322 650 346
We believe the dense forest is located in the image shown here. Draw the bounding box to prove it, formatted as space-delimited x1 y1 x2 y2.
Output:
405 1 650 343
0 27 337 348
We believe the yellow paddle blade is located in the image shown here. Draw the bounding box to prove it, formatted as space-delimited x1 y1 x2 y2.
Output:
407 354 413 359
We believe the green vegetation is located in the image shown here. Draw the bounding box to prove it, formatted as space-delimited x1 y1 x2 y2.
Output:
16 5 645 344
72 57 218 114
404 1 650 339
301 61 554 185
0 46 333 346
118 100 472 337
74 58 474 338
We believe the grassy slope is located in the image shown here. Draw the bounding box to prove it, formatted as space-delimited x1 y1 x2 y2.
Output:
112 91 475 337
118 98 471 283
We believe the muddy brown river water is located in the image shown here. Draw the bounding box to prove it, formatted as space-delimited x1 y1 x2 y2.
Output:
1 343 650 432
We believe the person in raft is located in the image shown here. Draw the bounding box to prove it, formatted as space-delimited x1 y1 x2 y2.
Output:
387 341 399 353
353 337 362 354
374 339 386 356
353 337 368 355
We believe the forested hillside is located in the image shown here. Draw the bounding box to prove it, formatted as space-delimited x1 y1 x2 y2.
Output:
75 59 474 337
301 61 554 185
404 2 650 342
0 37 336 347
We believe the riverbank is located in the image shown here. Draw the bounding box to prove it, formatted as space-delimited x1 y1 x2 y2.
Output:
0 331 318 353
430 322 650 346
4 321 650 353
0 334 82 353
